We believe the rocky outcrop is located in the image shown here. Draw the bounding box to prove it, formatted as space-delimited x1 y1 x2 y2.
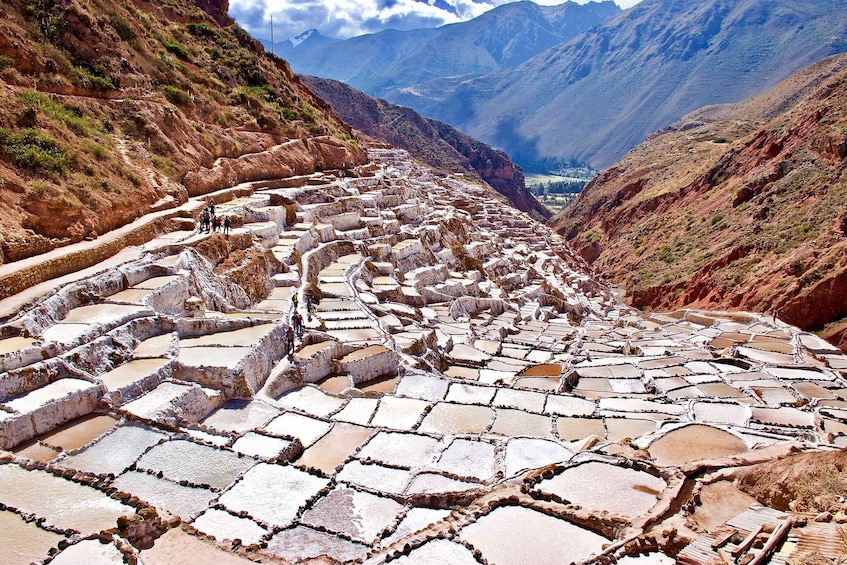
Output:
550 54 847 350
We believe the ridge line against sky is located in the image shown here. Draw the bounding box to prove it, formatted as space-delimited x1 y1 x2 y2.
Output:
229 0 643 43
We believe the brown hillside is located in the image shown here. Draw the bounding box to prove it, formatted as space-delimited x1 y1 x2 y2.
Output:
0 0 364 264
550 53 847 347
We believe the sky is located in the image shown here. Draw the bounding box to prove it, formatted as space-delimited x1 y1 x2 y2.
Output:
229 0 644 43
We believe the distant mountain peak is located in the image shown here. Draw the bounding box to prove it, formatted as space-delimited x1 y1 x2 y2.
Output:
290 29 319 47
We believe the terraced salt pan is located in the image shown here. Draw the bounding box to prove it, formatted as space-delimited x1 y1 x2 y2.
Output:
38 413 118 451
493 388 547 413
266 526 369 563
133 333 173 358
113 470 216 518
14 441 61 463
218 463 329 527
647 424 748 466
394 373 449 401
489 408 553 439
765 366 835 381
0 336 36 356
180 324 276 347
388 538 479 565
59 424 167 476
332 397 379 425
605 418 657 442
544 395 595 416
405 473 480 496
357 431 441 469
137 439 256 488
370 396 430 430
99 358 168 393
358 375 399 395
202 399 280 434
751 406 815 427
3 378 100 415
444 383 497 404
0 464 133 533
297 423 374 474
50 539 125 564
337 460 412 495
435 438 497 480
534 461 666 518
382 507 452 546
192 509 267 545
504 437 573 477
0 509 65 564
277 386 346 418
417 402 494 435
139 524 258 565
120 381 205 421
693 401 751 425
460 505 608 565
177 346 253 369
265 412 332 447
301 485 404 543
556 417 605 441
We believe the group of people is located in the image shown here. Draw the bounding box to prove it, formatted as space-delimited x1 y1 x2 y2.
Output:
283 288 319 361
198 199 231 234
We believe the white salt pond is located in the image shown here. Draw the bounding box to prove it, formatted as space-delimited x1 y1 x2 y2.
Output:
533 461 666 518
192 508 267 545
136 439 256 488
218 463 329 527
58 424 168 476
460 505 609 565
300 485 404 544
0 464 133 533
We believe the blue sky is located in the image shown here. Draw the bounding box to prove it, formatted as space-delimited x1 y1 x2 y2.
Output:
229 0 643 42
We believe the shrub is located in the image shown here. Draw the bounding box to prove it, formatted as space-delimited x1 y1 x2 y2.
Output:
162 85 193 107
0 127 75 176
714 137 729 144
163 41 189 60
111 16 136 40
77 68 116 90
186 23 216 37
0 55 13 70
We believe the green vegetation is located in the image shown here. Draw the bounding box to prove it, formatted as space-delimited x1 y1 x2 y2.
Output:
186 23 216 37
0 127 75 177
162 85 193 107
17 90 95 136
0 55 13 70
163 40 189 60
76 67 116 91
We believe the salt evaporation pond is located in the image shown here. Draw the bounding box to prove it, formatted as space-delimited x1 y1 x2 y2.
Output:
203 400 280 434
218 463 329 527
357 431 440 468
192 508 267 545
417 402 494 435
232 431 294 459
296 423 374 473
137 440 257 488
460 505 609 565
489 408 553 438
534 461 666 518
0 465 133 533
39 413 118 451
504 437 573 477
648 424 749 466
336 460 412 495
435 438 497 480
265 412 332 447
112 471 217 518
383 507 452 546
300 485 404 543
50 539 125 564
265 526 369 563
390 538 479 564
0 509 65 564
58 425 168 476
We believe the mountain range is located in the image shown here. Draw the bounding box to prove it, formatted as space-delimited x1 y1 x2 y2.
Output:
284 0 847 170
280 0 621 98
550 52 847 348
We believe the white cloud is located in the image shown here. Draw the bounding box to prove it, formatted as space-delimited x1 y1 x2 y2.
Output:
229 0 643 41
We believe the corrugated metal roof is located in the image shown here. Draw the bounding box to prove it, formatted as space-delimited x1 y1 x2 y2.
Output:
789 522 847 560
726 504 790 533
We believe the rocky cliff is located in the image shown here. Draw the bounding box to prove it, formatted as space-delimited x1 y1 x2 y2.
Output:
302 76 550 221
0 0 365 265
550 53 847 348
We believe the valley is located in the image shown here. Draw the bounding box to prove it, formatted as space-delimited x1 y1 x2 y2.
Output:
0 0 845 563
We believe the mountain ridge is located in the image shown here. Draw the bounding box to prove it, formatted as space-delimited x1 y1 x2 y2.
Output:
549 52 847 349
281 0 621 98
383 0 847 168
